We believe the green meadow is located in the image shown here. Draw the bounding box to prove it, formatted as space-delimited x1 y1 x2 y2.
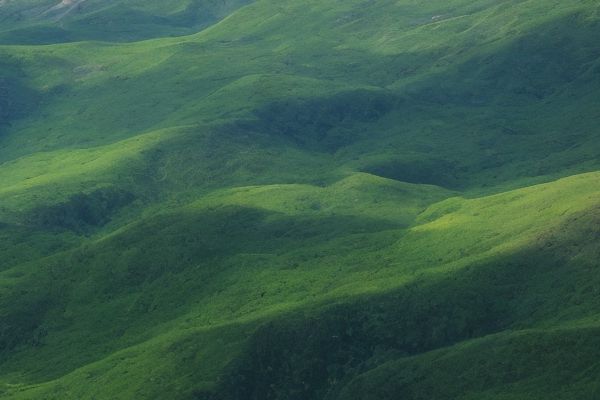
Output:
1 0 600 398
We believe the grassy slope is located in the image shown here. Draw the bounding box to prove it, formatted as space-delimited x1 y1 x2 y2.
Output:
0 0 252 44
0 0 599 399
2 172 599 399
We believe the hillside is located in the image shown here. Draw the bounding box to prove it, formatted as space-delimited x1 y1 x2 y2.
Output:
1 0 599 399
0 0 251 43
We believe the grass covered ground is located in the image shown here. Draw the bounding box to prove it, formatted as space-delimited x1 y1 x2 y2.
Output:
0 0 599 399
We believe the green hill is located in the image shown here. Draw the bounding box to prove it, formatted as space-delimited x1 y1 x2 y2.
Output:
0 0 251 44
1 0 599 399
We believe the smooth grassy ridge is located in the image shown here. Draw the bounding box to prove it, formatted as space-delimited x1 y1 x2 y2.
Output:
1 0 599 198
1 172 599 399
1 0 600 399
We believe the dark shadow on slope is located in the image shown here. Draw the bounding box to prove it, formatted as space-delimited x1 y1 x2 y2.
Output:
360 158 460 188
25 187 136 233
205 206 600 400
10 9 598 192
0 293 55 353
0 58 40 136
400 12 600 105
355 12 600 190
339 326 600 400
240 89 397 153
234 12 600 189
0 205 404 378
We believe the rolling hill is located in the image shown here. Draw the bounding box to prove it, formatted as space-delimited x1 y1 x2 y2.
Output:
1 0 600 399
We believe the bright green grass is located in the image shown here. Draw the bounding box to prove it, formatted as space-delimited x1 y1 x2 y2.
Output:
1 0 600 398
1 0 598 191
1 171 599 399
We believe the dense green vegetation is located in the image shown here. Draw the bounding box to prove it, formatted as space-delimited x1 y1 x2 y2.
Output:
1 0 599 398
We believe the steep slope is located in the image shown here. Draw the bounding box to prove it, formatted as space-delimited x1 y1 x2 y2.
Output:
0 0 599 399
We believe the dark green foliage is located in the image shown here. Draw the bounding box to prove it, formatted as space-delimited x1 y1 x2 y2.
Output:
0 25 74 45
361 158 460 188
339 328 600 400
403 12 600 106
0 62 39 132
26 187 135 232
1 0 600 398
215 283 504 400
251 90 396 151
0 295 52 353
212 208 600 399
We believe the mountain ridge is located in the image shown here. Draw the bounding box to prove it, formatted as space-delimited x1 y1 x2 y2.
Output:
1 0 599 399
